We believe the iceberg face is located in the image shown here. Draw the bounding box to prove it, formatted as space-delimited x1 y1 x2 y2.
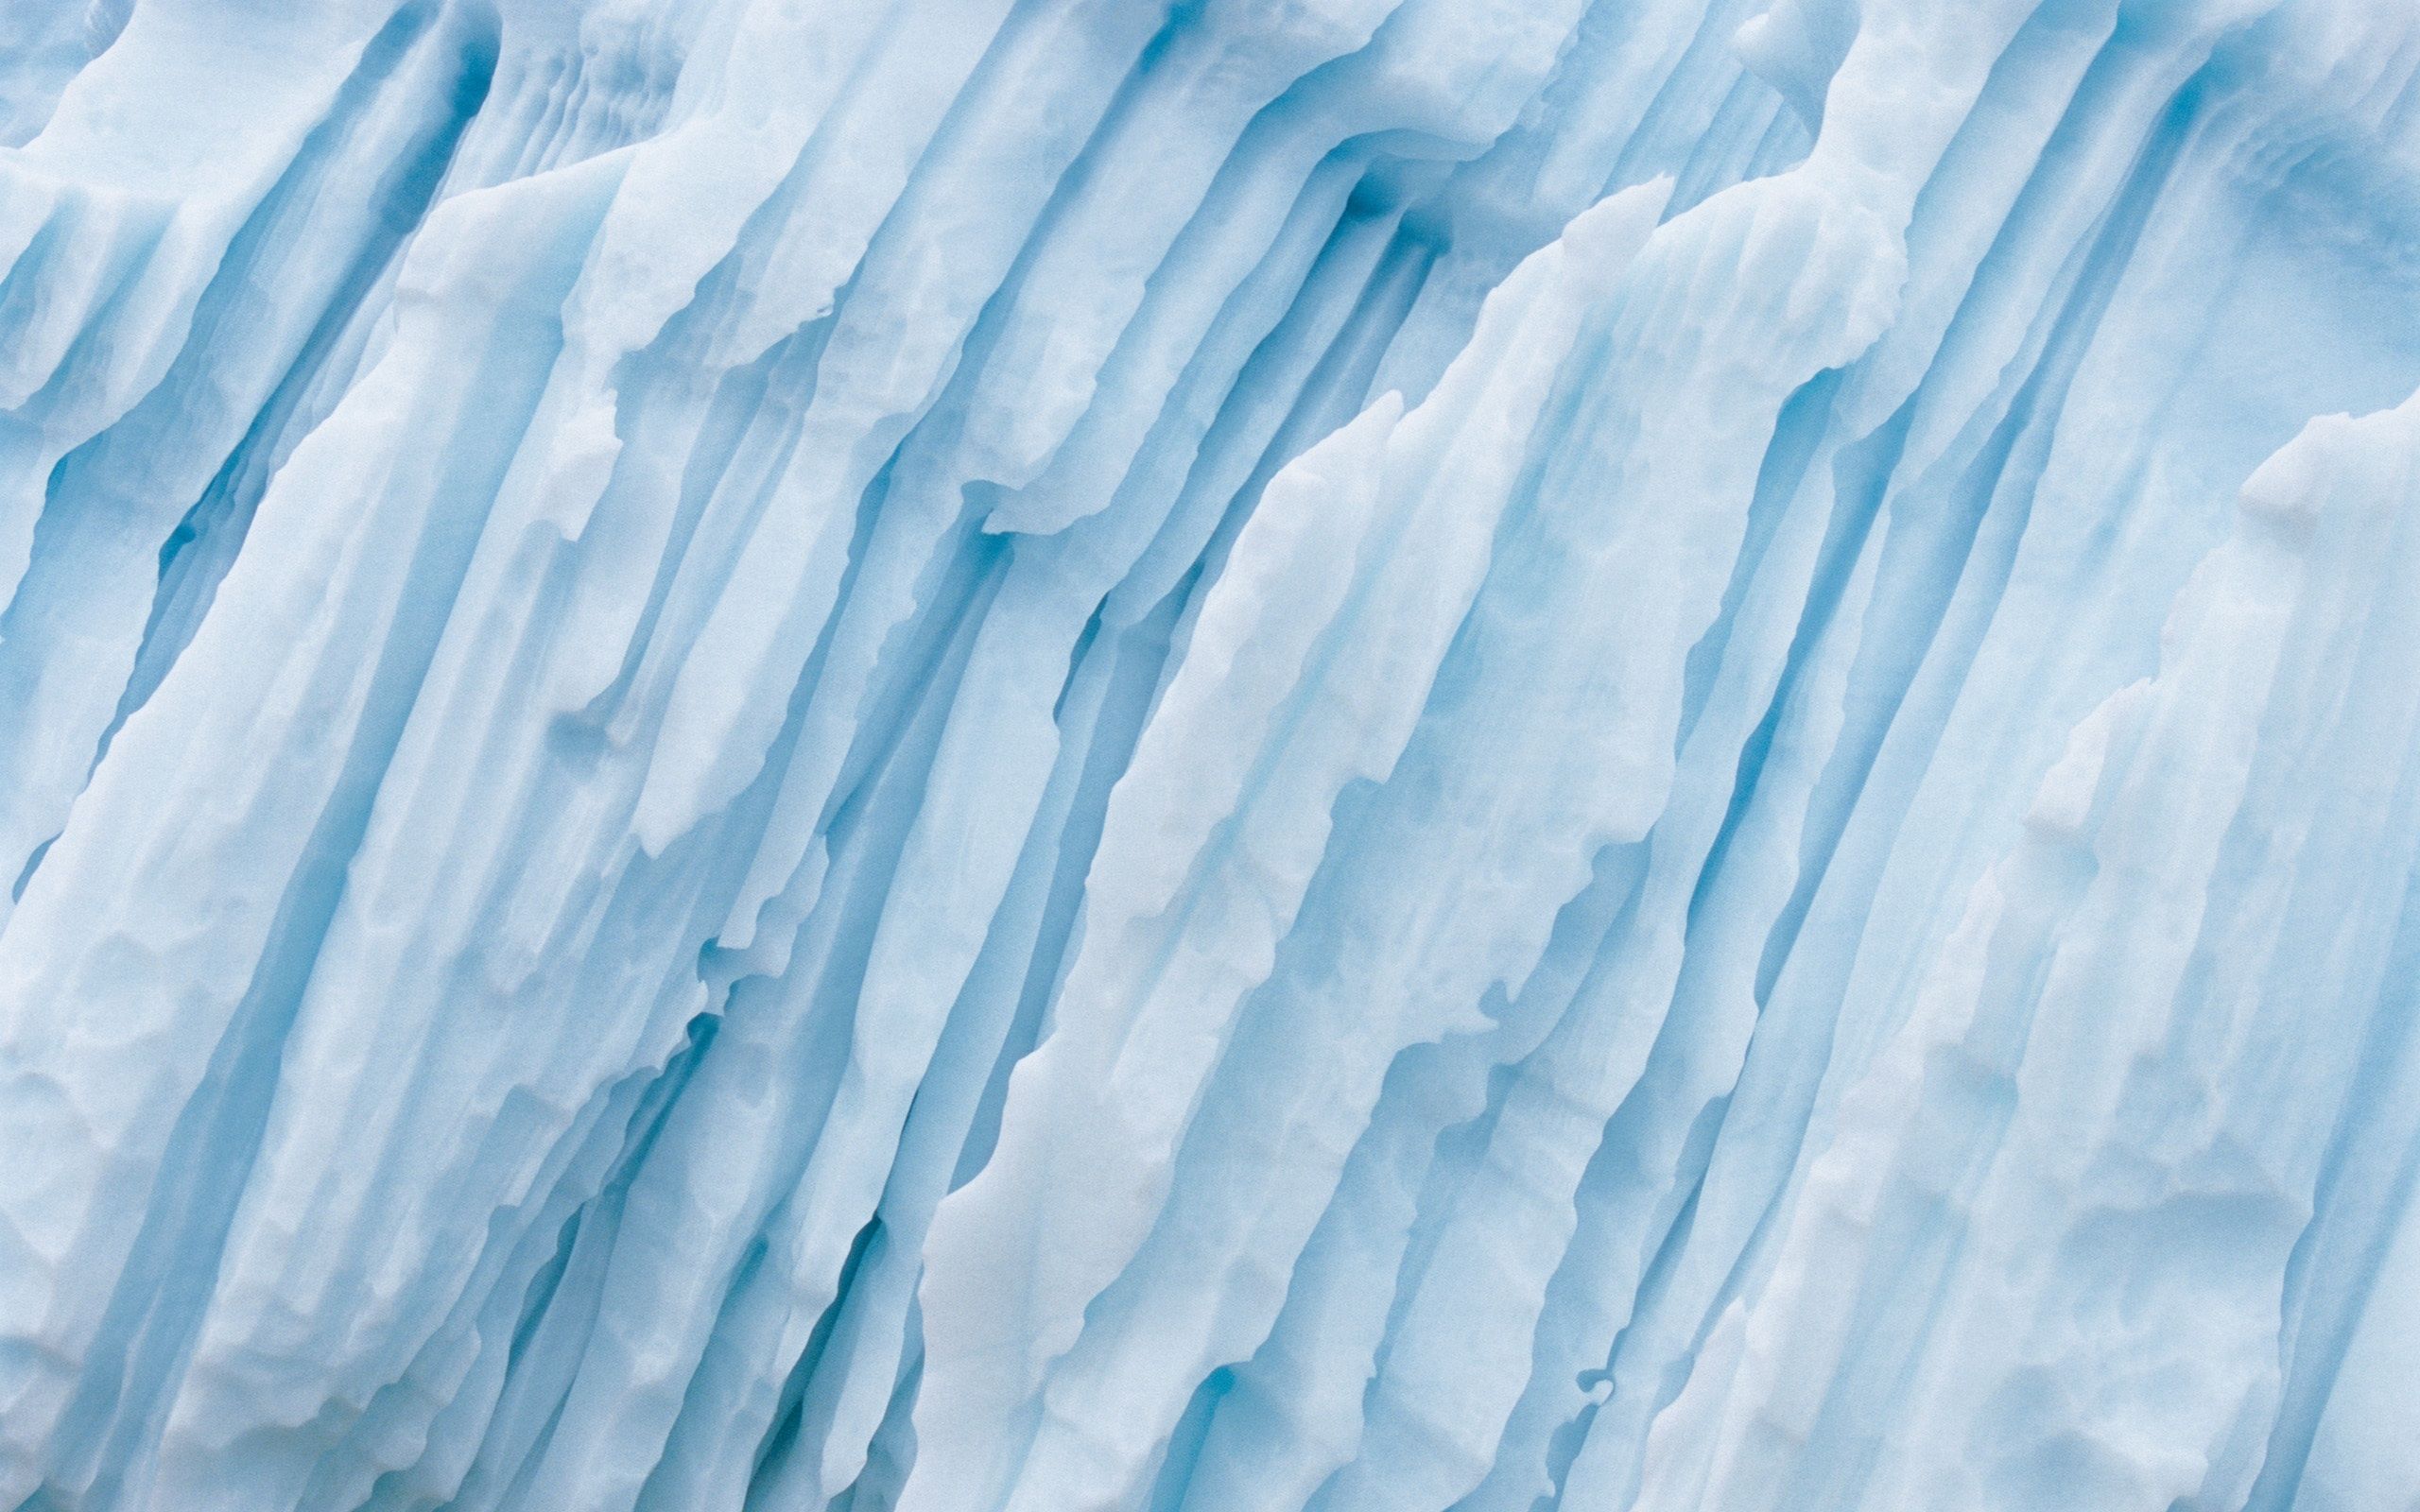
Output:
0 0 2417 1507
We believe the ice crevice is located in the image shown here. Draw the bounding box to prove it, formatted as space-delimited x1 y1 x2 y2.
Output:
1 0 2419 1509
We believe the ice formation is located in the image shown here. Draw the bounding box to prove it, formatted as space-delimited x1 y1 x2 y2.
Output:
1 0 2417 1506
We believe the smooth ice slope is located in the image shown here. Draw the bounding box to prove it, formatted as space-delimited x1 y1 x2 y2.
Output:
1 0 2418 1508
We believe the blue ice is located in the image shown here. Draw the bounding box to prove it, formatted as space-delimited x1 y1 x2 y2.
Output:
0 1 2417 1508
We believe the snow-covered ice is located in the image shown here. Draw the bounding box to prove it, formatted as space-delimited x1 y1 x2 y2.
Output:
1 0 2417 1507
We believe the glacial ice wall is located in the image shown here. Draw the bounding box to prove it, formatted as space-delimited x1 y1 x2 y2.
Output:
1 0 2418 1507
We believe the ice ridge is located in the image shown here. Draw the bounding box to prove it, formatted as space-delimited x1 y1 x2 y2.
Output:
1 0 2419 1508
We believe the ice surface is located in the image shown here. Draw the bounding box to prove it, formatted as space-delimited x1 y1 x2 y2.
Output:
0 0 2416 1507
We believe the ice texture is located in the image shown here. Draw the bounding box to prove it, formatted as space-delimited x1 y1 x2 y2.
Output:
0 0 2417 1507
